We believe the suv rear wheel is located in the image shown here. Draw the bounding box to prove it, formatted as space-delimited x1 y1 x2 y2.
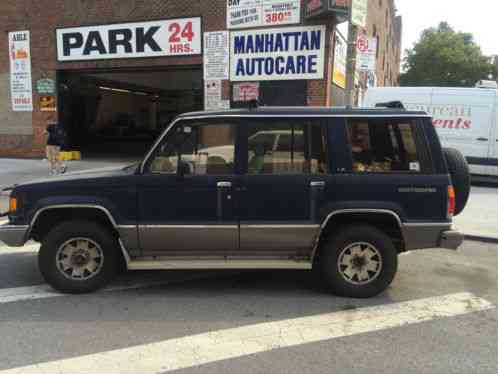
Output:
319 225 398 298
38 220 118 294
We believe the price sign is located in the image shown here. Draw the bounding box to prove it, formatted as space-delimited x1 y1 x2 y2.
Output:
227 0 301 29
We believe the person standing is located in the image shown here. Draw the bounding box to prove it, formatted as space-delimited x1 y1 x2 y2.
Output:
45 117 67 175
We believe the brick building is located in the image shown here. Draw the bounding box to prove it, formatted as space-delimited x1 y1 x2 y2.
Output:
0 0 401 158
331 0 402 105
365 0 402 87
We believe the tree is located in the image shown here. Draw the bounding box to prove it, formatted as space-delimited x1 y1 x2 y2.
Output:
400 22 497 87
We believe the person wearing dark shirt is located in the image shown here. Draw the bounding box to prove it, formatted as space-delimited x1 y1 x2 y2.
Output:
44 118 67 175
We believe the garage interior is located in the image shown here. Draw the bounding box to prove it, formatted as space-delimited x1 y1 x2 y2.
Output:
57 68 203 160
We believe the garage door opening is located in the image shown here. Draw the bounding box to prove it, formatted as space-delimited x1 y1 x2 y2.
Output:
57 68 203 160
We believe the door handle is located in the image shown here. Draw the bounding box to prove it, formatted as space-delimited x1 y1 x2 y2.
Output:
217 181 232 188
477 137 489 142
310 181 326 188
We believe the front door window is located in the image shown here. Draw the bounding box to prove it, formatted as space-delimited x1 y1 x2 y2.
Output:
148 122 236 175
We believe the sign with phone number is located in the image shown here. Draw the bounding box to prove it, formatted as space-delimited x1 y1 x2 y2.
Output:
56 18 201 61
227 0 301 29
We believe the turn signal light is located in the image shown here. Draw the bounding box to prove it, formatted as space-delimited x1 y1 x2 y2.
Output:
448 186 455 218
9 197 17 213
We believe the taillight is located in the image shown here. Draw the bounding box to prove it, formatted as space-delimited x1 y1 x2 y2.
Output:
448 186 455 218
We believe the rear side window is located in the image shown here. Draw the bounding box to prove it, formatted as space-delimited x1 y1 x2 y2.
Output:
247 120 328 175
347 119 424 173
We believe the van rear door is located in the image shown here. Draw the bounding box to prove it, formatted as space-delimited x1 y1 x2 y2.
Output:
486 90 498 176
432 88 494 175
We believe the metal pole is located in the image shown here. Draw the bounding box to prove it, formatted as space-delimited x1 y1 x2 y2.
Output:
345 0 358 109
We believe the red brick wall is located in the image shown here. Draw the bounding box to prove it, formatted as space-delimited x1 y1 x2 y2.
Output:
0 0 333 157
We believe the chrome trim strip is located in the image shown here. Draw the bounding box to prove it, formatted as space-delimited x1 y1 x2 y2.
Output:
311 209 404 260
27 204 120 240
139 225 239 229
30 204 118 228
127 259 312 271
403 222 452 227
240 224 320 229
116 225 138 229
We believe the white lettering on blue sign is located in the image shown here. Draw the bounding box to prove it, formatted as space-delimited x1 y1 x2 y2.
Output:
230 25 326 82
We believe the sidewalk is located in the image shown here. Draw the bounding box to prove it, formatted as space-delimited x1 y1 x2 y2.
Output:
454 185 498 242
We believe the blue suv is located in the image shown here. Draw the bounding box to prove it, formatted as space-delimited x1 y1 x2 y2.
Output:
0 107 469 298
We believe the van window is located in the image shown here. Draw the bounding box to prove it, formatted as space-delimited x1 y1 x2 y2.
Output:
347 119 422 173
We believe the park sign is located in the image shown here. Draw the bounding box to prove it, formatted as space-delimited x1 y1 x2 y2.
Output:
56 18 201 61
230 25 326 81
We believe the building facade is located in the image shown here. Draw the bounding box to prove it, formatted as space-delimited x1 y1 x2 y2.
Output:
365 0 402 87
330 0 402 106
1 0 401 158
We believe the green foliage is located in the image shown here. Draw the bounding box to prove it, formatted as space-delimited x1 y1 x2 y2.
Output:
400 22 497 87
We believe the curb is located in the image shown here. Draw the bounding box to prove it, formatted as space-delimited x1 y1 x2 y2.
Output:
464 235 498 244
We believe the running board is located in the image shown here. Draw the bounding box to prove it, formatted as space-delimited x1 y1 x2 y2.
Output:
126 259 313 271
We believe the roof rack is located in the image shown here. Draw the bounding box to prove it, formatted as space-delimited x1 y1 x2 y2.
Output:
375 101 405 109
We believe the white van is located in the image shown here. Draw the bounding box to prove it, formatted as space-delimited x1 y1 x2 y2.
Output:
363 87 498 176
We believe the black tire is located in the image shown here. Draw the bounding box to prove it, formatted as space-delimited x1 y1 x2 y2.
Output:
38 220 118 294
443 148 471 216
319 225 398 299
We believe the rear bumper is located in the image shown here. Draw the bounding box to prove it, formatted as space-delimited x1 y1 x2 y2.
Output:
402 224 463 251
0 224 29 247
439 230 464 250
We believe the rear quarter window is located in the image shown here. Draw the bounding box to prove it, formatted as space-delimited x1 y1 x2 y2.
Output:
346 118 432 174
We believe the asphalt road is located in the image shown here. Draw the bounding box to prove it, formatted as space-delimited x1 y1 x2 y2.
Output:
0 239 497 373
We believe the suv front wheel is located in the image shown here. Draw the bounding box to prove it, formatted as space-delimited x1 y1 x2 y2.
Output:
319 225 398 298
38 221 118 294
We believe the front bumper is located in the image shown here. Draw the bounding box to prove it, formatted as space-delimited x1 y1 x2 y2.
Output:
0 223 29 247
439 230 464 250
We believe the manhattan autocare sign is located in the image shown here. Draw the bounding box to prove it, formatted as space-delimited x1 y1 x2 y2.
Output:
230 25 326 81
227 0 301 29
56 18 201 61
9 31 33 111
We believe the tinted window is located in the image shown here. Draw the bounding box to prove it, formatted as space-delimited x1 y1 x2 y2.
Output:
247 120 328 175
347 119 422 173
148 121 236 175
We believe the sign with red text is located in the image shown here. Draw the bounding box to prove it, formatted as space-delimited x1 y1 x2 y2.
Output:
233 82 260 101
56 18 201 61
357 36 377 71
227 0 301 29
205 81 230 111
9 30 33 111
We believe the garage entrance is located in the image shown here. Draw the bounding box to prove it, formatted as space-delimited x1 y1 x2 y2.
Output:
57 68 203 159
